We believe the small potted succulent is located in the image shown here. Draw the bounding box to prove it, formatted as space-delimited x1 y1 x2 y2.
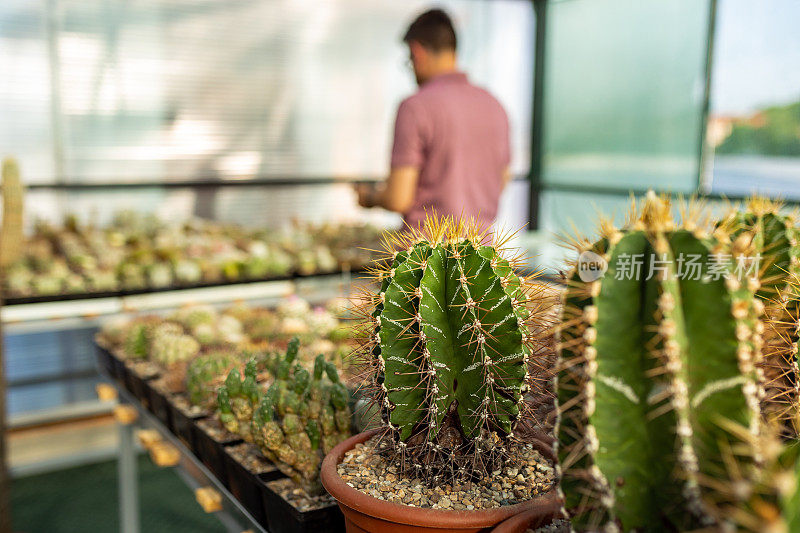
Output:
217 340 352 532
320 215 560 532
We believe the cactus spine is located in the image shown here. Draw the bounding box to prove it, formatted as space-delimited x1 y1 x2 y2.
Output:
557 193 764 530
720 198 800 433
354 215 552 484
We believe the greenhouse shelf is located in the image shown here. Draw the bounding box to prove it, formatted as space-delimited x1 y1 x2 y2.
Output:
2 278 297 332
102 369 269 533
2 271 359 425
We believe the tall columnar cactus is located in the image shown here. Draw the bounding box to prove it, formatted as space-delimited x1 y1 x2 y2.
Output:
719 198 800 433
354 215 553 484
1 158 24 268
249 350 351 493
557 193 765 530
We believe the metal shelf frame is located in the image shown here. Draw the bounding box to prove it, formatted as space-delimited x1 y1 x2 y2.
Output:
106 368 268 533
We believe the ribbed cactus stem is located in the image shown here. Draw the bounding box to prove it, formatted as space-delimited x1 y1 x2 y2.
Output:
558 193 763 530
720 198 800 434
1 158 24 267
356 215 551 483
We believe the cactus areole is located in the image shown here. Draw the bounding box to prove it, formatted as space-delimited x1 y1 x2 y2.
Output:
357 215 551 484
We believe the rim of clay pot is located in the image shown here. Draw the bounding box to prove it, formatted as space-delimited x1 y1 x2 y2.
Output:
321 429 562 529
491 507 562 533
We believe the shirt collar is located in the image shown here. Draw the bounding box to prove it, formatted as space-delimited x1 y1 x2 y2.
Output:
425 71 468 86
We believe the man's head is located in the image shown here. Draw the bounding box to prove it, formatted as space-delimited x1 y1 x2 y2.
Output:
403 9 458 86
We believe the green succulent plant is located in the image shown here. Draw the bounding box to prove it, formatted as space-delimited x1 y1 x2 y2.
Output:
123 321 155 359
149 323 200 366
186 351 239 409
249 347 351 493
218 359 261 443
355 215 551 484
557 193 764 530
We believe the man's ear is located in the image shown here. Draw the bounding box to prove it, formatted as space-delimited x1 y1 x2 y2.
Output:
408 41 427 64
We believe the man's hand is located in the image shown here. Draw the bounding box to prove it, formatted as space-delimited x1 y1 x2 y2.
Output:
354 167 418 214
354 182 380 208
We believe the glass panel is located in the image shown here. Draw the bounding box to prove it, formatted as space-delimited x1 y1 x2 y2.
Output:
3 0 534 184
0 0 56 183
541 0 710 192
536 190 741 274
705 0 800 198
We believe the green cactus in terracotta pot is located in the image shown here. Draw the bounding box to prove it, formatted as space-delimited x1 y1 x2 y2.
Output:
557 192 765 531
353 214 553 485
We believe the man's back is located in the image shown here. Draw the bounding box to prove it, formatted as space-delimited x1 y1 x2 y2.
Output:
391 72 510 229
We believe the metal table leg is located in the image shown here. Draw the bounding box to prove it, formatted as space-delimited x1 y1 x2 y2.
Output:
118 408 140 533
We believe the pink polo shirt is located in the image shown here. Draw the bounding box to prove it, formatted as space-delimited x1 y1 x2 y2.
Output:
391 71 510 230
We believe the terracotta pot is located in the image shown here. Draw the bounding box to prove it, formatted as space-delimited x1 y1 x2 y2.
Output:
321 430 562 533
491 508 562 533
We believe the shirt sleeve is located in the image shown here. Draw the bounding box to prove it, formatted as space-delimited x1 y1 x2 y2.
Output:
390 98 424 169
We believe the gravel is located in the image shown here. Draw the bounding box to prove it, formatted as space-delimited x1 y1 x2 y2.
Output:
337 435 555 510
197 416 240 443
267 478 337 512
171 393 208 418
226 442 279 476
126 359 160 379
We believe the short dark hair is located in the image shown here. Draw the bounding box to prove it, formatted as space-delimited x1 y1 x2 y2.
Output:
403 9 457 52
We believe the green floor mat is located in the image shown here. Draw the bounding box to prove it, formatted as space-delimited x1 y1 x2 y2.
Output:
11 455 225 533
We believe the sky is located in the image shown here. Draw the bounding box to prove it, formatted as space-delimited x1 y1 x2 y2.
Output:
711 0 800 115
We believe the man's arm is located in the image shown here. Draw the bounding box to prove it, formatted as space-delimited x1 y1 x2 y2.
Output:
356 165 419 214
502 167 512 189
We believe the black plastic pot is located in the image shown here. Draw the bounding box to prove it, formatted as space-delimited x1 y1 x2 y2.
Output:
191 418 242 487
123 365 153 409
147 383 173 430
111 354 127 386
222 443 284 525
261 479 345 533
95 345 118 381
168 395 206 450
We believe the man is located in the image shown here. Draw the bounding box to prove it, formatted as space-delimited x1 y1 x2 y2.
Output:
356 9 512 230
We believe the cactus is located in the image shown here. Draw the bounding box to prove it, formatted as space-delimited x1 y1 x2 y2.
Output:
218 360 261 442
173 259 202 284
556 193 764 530
186 351 239 409
1 158 25 268
248 347 351 494
352 214 552 485
150 324 200 366
146 262 173 288
719 198 800 434
124 321 155 359
171 304 217 330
